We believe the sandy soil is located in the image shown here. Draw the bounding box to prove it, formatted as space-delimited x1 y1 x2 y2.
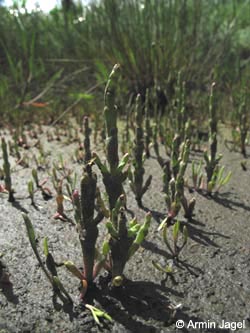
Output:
0 125 250 333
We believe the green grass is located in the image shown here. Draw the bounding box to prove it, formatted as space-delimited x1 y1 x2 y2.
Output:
0 0 250 128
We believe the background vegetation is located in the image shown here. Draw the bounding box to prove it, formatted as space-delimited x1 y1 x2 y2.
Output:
0 0 250 127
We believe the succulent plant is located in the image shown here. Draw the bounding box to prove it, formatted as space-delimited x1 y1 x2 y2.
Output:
128 94 152 207
94 64 129 210
72 163 104 284
204 82 222 189
83 116 92 164
1 137 14 202
22 214 73 303
105 195 151 286
144 88 152 158
163 220 188 260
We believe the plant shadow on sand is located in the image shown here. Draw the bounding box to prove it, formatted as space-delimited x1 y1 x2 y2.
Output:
11 200 29 214
85 276 188 332
186 218 230 247
0 282 19 305
140 204 166 223
142 237 203 278
211 191 250 212
50 290 78 322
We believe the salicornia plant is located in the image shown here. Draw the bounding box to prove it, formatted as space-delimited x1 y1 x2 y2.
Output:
191 160 204 191
32 168 53 200
27 180 35 206
22 214 73 304
72 163 104 286
53 178 70 222
128 94 152 207
236 90 248 158
83 116 92 164
207 165 232 194
160 139 196 227
93 64 129 210
144 88 152 158
204 83 222 191
105 195 151 286
202 83 232 195
163 220 188 260
174 72 187 142
1 137 14 202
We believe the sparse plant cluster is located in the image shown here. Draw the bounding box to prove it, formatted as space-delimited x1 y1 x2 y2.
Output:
20 66 152 324
1 53 249 330
0 65 238 311
188 84 232 195
1 1 250 328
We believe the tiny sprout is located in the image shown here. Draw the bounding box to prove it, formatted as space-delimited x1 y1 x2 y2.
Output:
163 220 188 260
152 260 173 275
85 304 112 326
1 137 15 202
28 180 35 206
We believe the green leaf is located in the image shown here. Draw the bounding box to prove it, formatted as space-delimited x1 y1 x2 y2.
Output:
221 171 232 186
28 180 34 195
106 221 118 238
158 217 169 231
173 220 180 243
117 153 129 173
92 153 109 174
43 237 49 257
85 304 112 325
102 241 110 256
22 213 36 249
183 225 188 244
64 261 83 280
69 92 94 100
129 217 137 228
152 260 173 274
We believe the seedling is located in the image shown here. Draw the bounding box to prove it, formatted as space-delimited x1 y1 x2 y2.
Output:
204 82 221 186
207 165 232 194
53 178 71 222
83 116 92 164
27 180 35 206
174 72 187 141
64 171 78 201
32 168 53 200
230 89 249 157
22 214 72 303
85 304 112 326
144 88 152 158
105 195 151 285
160 139 196 224
1 137 15 202
238 97 248 158
23 183 112 325
152 260 174 275
71 163 104 287
128 94 152 207
93 65 129 210
163 220 188 260
191 160 204 191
